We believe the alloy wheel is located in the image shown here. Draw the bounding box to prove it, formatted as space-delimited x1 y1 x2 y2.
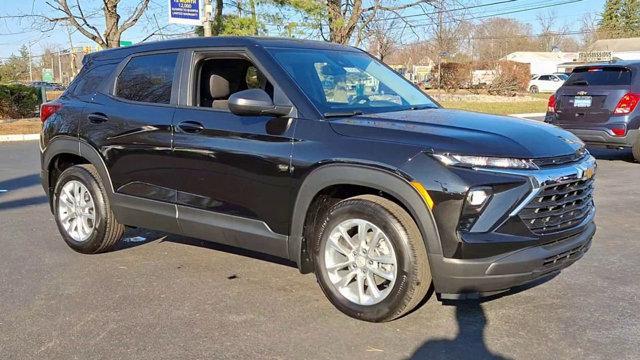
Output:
323 219 398 305
58 180 96 242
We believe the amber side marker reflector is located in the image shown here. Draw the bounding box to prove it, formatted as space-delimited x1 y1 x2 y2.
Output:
410 181 435 210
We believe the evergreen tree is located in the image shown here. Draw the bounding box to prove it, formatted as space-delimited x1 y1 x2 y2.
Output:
599 0 640 38
620 0 640 37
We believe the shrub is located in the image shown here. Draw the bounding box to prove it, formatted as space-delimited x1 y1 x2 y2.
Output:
439 62 472 92
0 84 41 119
487 61 530 96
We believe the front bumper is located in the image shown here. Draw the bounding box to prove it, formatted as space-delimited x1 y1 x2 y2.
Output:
431 221 595 299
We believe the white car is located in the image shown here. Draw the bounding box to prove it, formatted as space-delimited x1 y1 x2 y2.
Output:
528 74 568 93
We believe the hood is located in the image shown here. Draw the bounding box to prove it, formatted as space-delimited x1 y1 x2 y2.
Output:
329 109 584 158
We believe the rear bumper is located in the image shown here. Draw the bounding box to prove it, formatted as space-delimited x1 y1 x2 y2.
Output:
556 128 639 148
430 221 595 299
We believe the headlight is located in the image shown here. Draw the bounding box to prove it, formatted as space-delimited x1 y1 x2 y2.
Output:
432 153 539 170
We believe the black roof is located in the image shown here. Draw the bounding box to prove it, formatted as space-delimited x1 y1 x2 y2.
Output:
86 36 358 63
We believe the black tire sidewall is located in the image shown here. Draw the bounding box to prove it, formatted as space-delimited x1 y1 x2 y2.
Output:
53 166 109 253
314 199 417 322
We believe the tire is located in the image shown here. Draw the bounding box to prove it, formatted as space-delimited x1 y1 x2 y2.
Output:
633 141 640 163
529 85 539 94
312 194 431 322
53 164 124 254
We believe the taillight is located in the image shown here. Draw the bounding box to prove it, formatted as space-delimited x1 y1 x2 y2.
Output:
613 93 640 115
40 103 62 123
547 94 556 113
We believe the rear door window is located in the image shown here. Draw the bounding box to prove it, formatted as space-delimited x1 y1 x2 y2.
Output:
115 53 178 104
566 67 632 86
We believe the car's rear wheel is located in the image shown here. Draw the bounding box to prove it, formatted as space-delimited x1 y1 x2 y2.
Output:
53 164 124 253
633 140 640 163
312 195 431 322
529 85 539 94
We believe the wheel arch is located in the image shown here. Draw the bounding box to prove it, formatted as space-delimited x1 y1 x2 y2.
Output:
289 164 442 273
42 136 115 208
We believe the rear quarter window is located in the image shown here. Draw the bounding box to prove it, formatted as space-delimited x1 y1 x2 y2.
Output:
73 63 117 97
115 53 178 104
566 67 632 86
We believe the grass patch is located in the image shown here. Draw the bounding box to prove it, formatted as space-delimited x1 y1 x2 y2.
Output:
0 118 41 135
439 100 547 115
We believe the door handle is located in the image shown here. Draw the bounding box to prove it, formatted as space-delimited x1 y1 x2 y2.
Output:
178 121 205 133
87 112 109 123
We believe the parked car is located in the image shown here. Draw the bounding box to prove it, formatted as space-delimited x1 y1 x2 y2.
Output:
528 74 566 93
545 61 640 162
39 37 596 322
28 81 65 91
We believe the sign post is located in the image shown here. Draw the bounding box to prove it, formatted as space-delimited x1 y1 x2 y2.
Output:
168 0 203 26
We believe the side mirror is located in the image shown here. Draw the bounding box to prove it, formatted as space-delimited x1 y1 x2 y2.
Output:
228 89 292 117
553 78 560 82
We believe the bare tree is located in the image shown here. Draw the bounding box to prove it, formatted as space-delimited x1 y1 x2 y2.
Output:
23 0 151 49
363 16 400 61
276 0 433 45
580 12 600 46
471 18 538 61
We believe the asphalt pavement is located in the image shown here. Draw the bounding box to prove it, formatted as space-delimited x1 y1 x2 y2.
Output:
1 141 639 360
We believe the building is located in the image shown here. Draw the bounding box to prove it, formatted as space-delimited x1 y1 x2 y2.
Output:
584 37 640 60
556 37 640 73
502 52 577 76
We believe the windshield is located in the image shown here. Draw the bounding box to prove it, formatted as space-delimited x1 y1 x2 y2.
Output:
557 74 569 80
268 48 437 116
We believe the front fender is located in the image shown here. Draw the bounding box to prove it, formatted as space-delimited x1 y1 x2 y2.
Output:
288 163 442 273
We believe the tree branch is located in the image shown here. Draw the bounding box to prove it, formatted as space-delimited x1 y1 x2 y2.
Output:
119 0 151 34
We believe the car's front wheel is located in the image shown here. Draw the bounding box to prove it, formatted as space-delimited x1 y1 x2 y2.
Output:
53 164 124 253
529 85 539 94
312 195 431 322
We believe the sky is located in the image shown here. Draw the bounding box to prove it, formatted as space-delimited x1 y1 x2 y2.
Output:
0 0 606 60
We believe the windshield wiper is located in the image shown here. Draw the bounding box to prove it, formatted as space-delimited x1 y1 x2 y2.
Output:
323 110 363 118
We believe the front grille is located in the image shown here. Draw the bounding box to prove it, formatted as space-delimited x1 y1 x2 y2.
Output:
519 177 595 234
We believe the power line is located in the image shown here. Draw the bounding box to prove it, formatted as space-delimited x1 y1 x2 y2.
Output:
401 0 585 28
371 0 520 23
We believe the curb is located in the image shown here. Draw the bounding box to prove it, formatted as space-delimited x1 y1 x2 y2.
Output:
508 112 546 119
0 134 39 142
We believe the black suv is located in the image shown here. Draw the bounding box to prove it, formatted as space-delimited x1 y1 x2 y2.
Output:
546 61 640 161
40 37 596 322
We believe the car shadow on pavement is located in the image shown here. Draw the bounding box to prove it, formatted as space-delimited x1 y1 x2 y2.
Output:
408 301 512 360
0 195 48 211
409 274 559 360
0 173 41 191
0 174 48 211
164 235 298 268
111 228 297 268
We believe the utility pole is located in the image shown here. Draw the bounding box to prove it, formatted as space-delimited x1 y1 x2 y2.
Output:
57 51 63 83
27 44 33 82
249 0 258 35
66 23 76 78
203 0 213 37
437 0 443 89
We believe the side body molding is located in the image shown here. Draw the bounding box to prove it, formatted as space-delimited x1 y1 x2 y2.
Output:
288 164 442 273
